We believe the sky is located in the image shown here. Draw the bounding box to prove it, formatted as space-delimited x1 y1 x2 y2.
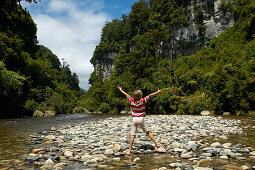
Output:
21 0 139 90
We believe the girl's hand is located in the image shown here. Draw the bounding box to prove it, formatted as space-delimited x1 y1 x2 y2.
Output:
117 86 122 91
157 88 163 94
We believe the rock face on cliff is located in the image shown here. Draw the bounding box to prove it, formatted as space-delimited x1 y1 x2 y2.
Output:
95 52 117 81
170 0 234 57
94 0 234 81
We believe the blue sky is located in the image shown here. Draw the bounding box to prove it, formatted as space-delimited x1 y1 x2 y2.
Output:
21 0 139 90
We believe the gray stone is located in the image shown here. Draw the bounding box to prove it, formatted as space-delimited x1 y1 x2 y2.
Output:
206 150 218 156
25 157 40 163
104 149 114 155
185 141 198 151
232 143 243 148
169 162 182 168
128 163 136 167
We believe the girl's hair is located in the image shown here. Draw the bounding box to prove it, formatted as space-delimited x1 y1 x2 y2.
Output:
133 90 143 102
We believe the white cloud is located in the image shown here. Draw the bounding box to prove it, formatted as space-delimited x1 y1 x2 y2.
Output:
23 0 110 90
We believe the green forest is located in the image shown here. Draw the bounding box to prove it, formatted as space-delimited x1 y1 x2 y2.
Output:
1 0 255 118
80 0 255 116
0 0 81 118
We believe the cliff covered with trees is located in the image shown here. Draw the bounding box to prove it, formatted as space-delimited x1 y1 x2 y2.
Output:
81 0 255 115
0 0 81 118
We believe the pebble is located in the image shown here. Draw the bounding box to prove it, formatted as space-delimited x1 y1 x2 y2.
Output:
104 149 114 155
133 157 140 162
112 157 120 161
219 155 228 159
157 147 166 153
250 151 255 156
63 151 73 157
242 165 249 170
32 149 44 154
24 115 253 169
44 159 54 166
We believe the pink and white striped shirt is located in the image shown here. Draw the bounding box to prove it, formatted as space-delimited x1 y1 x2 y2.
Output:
127 95 150 117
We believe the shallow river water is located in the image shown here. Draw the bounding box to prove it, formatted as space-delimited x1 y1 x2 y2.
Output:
0 114 254 169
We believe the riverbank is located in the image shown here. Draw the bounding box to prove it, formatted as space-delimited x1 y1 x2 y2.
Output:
8 115 255 169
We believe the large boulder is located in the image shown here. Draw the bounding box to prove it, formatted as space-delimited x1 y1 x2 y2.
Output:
44 110 56 117
201 110 211 116
33 110 44 117
120 110 131 114
33 110 56 117
223 112 230 116
72 107 90 114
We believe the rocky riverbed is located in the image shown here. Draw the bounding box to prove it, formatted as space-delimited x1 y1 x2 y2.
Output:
11 115 255 169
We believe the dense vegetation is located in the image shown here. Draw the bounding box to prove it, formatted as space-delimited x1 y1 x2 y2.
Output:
81 0 255 115
0 0 81 118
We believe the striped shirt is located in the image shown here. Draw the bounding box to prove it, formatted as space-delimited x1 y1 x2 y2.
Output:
127 95 150 117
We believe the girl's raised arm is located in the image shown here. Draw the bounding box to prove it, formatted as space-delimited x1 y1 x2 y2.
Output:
148 88 163 98
117 86 129 98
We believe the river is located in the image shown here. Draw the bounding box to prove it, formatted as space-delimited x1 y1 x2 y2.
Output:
0 114 254 169
0 113 116 168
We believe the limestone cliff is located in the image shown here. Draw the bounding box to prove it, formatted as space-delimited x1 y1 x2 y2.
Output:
93 0 234 81
170 0 234 57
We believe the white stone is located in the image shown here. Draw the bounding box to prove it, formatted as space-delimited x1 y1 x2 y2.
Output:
157 147 166 153
201 110 211 116
112 157 120 161
181 154 192 159
241 166 249 170
172 142 181 148
210 142 221 148
249 151 255 156
63 151 73 157
104 149 114 155
45 159 54 166
98 165 108 168
133 157 140 162
113 144 121 152
219 156 228 159
222 143 232 148
80 155 91 161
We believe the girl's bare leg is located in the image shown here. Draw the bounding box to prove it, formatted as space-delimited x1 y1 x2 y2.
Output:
127 135 135 154
146 131 160 147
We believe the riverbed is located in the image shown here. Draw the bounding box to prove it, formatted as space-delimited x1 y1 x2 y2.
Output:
0 114 255 169
0 113 114 168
